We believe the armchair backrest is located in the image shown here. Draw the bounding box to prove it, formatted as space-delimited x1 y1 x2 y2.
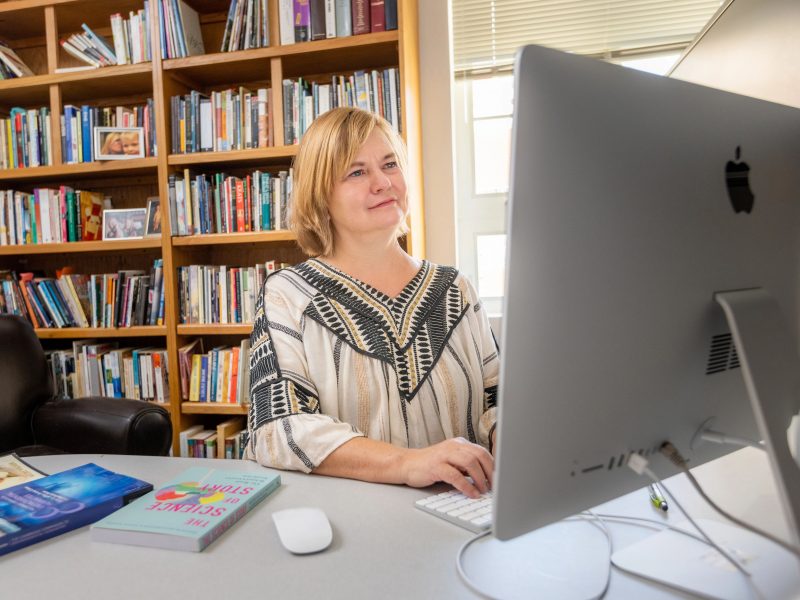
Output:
0 315 54 453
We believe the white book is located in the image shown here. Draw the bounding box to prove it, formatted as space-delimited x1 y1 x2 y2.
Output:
110 13 128 64
199 98 213 151
38 189 52 244
27 109 40 168
325 0 336 38
219 265 228 324
179 424 204 457
278 0 295 45
0 195 7 246
334 0 352 37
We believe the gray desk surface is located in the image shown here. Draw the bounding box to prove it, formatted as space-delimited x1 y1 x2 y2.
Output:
0 449 794 599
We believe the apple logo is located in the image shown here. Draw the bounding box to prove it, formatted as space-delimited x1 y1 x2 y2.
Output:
725 146 754 214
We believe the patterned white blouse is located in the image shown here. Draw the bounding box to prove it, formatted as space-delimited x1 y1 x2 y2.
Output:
244 258 499 472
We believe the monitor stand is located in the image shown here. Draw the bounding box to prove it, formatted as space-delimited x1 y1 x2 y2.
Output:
715 288 800 545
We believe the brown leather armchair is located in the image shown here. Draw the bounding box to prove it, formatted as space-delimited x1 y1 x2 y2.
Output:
0 315 172 457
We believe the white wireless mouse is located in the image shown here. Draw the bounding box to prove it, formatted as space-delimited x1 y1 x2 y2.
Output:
272 507 333 554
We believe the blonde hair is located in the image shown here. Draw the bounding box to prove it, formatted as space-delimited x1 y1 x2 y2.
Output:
100 132 123 155
289 107 408 257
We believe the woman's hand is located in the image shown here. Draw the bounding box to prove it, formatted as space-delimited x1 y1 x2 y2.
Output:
400 437 494 499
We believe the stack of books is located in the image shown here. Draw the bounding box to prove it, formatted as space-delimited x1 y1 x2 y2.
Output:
0 188 105 246
278 0 398 44
177 260 282 325
183 340 252 405
157 0 205 59
0 260 165 331
46 341 169 402
0 107 52 169
178 421 250 459
283 67 401 144
220 0 270 51
167 168 292 236
60 24 119 68
61 100 156 164
170 87 273 154
110 4 153 65
0 41 35 79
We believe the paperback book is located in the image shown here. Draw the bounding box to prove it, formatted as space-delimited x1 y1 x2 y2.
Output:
91 467 281 551
0 463 153 556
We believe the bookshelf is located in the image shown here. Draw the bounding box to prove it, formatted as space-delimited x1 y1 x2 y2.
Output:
0 0 423 455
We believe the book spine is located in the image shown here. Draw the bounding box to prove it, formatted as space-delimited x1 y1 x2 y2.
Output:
351 0 370 34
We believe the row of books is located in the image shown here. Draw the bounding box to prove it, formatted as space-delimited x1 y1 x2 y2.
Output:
278 0 397 44
46 341 169 402
167 168 292 236
179 420 249 460
157 0 205 59
0 261 165 330
0 41 35 79
1 107 52 169
177 260 283 325
62 100 157 164
170 88 273 154
221 0 270 52
110 4 154 65
60 23 121 68
282 68 401 145
178 338 251 404
0 188 105 246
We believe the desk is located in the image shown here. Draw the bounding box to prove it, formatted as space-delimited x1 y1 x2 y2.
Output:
0 449 795 599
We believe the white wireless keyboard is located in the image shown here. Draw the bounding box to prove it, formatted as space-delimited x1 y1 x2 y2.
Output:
415 489 493 533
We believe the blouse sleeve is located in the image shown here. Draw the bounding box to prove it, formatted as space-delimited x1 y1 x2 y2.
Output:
462 277 500 450
244 277 362 472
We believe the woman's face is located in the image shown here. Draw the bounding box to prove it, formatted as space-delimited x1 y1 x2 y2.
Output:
326 130 407 245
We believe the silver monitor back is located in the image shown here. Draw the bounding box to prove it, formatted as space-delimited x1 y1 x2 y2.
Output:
494 44 800 541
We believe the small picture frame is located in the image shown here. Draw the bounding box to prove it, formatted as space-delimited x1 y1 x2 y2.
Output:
102 208 147 240
94 126 145 160
145 196 162 237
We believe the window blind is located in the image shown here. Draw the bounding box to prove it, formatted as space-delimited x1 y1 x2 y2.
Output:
453 0 723 73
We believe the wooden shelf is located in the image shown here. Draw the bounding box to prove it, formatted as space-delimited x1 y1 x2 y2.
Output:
35 326 167 338
0 74 55 105
171 230 295 246
177 324 253 335
0 0 422 456
0 157 158 183
182 402 248 415
167 145 298 168
0 237 162 255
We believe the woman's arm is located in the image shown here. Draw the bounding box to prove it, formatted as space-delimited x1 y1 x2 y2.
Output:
314 436 494 499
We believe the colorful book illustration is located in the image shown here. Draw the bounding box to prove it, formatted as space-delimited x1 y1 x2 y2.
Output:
0 463 152 556
91 467 281 551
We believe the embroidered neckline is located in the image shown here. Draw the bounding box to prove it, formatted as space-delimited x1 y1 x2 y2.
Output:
288 259 470 401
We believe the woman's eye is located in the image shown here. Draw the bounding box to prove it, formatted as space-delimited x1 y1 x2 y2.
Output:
348 169 365 178
384 161 398 169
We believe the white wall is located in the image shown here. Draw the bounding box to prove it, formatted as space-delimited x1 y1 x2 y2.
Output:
417 0 457 265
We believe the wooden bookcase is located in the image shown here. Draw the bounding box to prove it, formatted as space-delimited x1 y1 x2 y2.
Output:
0 0 424 454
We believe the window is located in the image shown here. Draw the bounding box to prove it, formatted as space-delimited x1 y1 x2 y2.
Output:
451 1 722 311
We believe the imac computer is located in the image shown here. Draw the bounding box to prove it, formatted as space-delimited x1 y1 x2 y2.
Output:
493 42 800 556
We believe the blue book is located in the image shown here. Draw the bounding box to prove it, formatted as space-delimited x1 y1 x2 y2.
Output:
91 467 280 552
199 355 209 402
0 463 152 556
80 106 92 163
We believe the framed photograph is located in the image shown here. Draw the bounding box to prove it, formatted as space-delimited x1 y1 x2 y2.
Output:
94 126 144 160
145 196 162 237
102 208 147 240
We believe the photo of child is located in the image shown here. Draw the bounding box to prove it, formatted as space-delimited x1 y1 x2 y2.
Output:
102 208 147 240
94 127 145 160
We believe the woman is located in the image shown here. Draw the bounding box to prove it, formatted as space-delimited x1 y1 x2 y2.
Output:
245 107 499 499
100 132 123 156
